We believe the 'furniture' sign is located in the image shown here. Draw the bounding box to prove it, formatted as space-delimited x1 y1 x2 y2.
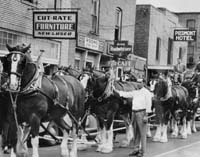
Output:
33 12 77 39
174 30 197 41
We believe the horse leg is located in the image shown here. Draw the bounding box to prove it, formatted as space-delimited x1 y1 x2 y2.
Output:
54 118 71 157
0 135 3 157
120 113 133 147
152 124 162 142
69 125 78 157
171 119 178 138
100 111 115 154
192 113 197 133
186 120 192 135
180 117 187 139
28 113 41 157
96 118 106 152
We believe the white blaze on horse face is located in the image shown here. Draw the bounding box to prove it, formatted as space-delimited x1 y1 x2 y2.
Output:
150 80 157 92
10 53 21 90
80 74 90 89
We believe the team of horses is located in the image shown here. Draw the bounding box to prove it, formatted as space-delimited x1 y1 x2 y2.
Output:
0 44 200 157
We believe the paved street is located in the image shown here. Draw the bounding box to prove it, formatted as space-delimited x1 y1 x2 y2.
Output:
3 128 200 157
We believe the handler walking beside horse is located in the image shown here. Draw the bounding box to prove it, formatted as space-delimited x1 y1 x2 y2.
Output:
113 84 152 157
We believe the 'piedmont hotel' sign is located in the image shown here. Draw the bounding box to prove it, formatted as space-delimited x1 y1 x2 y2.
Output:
33 12 77 39
174 29 197 41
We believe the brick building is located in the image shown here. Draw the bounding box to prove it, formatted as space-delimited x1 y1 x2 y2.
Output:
70 0 136 72
0 0 137 75
134 5 188 80
176 12 200 67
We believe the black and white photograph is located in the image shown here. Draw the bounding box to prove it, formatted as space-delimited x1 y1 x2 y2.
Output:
0 0 200 157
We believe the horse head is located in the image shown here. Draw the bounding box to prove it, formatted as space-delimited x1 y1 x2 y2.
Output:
3 43 33 92
153 78 168 100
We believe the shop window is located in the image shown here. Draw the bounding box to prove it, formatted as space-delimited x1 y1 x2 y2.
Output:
91 0 100 35
179 47 183 60
0 31 22 50
74 59 80 70
188 46 194 55
167 38 173 65
114 7 122 41
155 37 161 61
86 61 93 69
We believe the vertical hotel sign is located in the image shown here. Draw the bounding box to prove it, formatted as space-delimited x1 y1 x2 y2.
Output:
33 12 77 39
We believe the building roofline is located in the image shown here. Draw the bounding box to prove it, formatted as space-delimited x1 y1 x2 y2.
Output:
175 12 200 14
136 4 178 17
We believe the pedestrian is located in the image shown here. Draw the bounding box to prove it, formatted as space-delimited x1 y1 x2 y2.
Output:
112 82 152 157
174 58 186 83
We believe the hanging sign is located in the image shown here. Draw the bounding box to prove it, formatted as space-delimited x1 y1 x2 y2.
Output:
174 29 197 41
33 11 77 39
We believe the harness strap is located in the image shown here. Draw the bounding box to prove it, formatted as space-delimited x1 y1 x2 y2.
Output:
53 75 70 107
46 76 60 105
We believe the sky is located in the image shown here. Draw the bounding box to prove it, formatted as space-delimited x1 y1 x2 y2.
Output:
136 0 200 12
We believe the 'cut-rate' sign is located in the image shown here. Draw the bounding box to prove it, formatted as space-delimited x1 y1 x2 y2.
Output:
174 29 197 41
33 11 77 39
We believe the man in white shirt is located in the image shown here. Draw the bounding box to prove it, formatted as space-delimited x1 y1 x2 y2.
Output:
113 86 152 157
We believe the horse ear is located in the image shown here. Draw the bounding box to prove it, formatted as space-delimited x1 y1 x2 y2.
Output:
22 44 31 53
6 44 13 52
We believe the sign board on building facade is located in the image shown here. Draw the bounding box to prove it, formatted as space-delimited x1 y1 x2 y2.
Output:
33 12 77 39
109 40 132 58
77 34 105 52
174 29 197 41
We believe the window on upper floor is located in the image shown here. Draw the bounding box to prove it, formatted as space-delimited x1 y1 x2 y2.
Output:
186 19 196 29
155 37 161 61
91 0 100 35
179 47 183 60
114 7 122 41
167 38 173 65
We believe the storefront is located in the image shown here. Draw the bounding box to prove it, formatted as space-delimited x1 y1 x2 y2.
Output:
76 33 106 70
0 28 61 74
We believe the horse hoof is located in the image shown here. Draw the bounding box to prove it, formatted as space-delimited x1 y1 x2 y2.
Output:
100 147 113 153
96 145 103 152
152 137 160 142
120 140 130 148
160 138 168 143
171 132 178 138
60 155 69 157
180 134 187 139
16 153 29 157
77 144 88 151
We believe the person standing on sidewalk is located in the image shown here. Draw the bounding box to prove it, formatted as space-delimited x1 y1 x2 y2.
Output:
113 84 152 157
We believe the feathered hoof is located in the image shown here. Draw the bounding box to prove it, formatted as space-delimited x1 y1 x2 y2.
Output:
147 133 152 138
171 132 178 138
152 137 161 142
100 147 113 154
160 138 168 143
77 143 88 151
96 144 103 152
60 155 69 157
120 140 130 148
180 134 187 139
16 153 29 157
69 151 77 157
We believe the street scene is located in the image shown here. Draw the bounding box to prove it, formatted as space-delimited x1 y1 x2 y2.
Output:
1 0 200 157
